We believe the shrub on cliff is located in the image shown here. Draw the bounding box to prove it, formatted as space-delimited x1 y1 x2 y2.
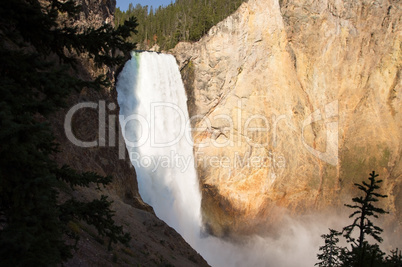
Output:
0 0 137 265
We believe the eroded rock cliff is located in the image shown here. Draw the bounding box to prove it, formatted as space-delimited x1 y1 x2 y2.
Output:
173 0 401 237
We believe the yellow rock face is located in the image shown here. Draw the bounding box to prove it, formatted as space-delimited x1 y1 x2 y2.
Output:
173 0 402 236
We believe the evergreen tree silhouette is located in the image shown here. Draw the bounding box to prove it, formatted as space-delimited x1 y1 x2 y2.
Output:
316 171 402 267
0 0 137 265
316 229 342 267
343 171 388 266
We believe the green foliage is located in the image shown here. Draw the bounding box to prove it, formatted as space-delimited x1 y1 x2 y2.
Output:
114 0 246 50
60 196 131 250
316 229 342 267
0 0 137 265
316 171 402 267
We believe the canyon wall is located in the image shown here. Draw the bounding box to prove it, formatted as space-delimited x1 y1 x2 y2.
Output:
173 0 401 236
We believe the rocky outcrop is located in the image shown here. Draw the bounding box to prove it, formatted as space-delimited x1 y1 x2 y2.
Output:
173 0 401 236
50 1 209 265
76 0 116 27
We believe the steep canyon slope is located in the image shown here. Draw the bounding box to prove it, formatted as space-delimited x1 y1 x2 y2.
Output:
173 0 401 237
51 0 208 265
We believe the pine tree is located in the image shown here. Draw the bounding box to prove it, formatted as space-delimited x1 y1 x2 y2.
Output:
115 0 246 50
342 171 388 266
0 0 137 265
315 171 401 267
316 229 343 267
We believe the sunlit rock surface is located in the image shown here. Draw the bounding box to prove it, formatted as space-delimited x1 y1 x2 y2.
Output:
173 0 401 236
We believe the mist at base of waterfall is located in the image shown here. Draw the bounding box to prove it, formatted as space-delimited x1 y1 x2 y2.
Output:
115 51 396 267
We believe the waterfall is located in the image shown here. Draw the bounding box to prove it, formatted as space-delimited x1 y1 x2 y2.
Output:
116 51 330 267
116 52 202 244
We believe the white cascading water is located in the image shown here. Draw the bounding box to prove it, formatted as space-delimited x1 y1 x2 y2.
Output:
116 51 202 242
116 51 336 267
